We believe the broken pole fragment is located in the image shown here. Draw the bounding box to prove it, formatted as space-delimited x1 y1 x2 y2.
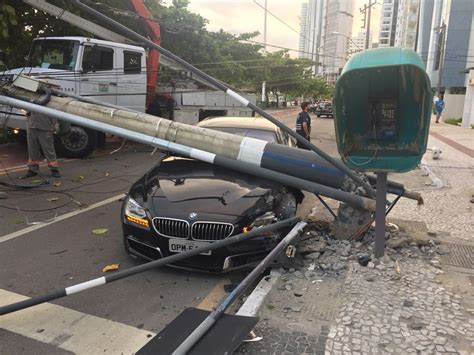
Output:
0 218 299 316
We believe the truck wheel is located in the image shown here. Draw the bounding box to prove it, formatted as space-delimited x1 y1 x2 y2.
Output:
55 125 97 158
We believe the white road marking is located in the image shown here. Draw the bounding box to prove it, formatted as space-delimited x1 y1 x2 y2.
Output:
0 289 154 354
236 269 280 317
0 193 125 243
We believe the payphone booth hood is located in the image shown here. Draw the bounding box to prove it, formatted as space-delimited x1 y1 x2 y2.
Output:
334 47 432 173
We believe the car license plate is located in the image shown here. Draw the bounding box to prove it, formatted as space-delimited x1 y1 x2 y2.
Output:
169 239 212 255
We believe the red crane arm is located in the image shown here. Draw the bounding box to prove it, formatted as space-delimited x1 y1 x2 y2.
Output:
129 0 161 109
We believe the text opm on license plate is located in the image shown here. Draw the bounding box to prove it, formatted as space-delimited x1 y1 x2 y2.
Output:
169 239 212 255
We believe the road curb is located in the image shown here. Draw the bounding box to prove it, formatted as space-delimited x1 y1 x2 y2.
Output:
236 269 280 317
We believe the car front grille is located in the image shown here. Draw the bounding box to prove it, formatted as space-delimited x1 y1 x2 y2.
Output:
191 222 234 241
153 218 189 239
152 218 234 241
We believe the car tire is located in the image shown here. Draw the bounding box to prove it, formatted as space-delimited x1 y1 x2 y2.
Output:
55 125 97 158
317 114 321 117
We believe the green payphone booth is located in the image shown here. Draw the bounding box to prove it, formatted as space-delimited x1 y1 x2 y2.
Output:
334 47 432 257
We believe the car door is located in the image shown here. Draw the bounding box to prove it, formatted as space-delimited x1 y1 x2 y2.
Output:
79 44 117 105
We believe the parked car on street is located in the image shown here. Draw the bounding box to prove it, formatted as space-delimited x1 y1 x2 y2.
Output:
315 102 334 118
122 117 303 272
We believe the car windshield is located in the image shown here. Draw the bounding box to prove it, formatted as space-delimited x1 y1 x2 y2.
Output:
207 127 278 143
28 39 79 71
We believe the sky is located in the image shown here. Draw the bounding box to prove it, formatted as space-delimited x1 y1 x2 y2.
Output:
168 0 381 57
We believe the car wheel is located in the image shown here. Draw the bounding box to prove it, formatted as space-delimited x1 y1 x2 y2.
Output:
317 114 321 117
55 125 97 158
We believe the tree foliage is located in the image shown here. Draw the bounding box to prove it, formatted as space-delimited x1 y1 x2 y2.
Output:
0 0 333 100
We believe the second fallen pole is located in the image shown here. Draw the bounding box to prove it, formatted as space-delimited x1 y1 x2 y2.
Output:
0 218 299 316
172 221 307 355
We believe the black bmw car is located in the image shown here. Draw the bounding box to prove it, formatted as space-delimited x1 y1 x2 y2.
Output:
122 117 303 272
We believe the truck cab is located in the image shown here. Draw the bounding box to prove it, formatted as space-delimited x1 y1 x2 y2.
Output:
1 36 147 157
1 36 256 158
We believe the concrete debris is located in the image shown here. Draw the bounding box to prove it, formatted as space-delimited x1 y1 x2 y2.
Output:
281 221 450 282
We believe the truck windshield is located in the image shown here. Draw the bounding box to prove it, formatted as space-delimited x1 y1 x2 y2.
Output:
28 39 79 71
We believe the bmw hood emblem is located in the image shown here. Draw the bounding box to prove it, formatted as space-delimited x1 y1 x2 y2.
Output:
189 212 198 220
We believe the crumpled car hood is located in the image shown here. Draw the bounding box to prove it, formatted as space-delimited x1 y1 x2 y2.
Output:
133 158 282 218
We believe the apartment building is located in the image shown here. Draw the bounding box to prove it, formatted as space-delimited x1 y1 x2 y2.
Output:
394 0 420 48
379 0 399 47
299 0 353 81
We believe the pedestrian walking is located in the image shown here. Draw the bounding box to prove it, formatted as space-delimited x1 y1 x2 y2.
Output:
435 95 445 123
19 111 60 178
295 101 311 150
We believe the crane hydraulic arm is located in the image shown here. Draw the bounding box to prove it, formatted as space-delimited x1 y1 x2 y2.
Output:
129 0 161 109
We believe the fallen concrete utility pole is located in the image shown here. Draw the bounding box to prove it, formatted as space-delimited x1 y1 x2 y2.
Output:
0 95 377 211
2 87 420 206
0 217 299 316
6 87 344 187
50 86 423 204
172 221 307 355
70 0 377 198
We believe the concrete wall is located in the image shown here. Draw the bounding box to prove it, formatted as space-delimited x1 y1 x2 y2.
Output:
462 70 474 127
443 94 465 120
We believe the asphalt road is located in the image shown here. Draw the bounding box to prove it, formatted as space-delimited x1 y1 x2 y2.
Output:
0 140 237 354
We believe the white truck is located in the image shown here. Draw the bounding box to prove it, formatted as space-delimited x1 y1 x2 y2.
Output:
0 35 256 157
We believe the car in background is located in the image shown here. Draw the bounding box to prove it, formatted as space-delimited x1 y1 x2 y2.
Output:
122 117 303 272
315 102 334 118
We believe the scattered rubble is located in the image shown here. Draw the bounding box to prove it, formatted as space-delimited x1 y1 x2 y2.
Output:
287 221 449 282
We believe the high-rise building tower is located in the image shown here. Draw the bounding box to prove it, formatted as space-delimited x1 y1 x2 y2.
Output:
394 0 420 49
299 3 310 58
299 0 353 81
299 0 326 75
322 0 354 83
379 0 399 47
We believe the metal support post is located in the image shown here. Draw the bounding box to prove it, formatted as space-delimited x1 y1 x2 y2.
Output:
374 172 388 258
315 194 337 219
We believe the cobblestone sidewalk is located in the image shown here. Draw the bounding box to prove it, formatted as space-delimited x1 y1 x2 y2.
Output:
328 260 473 354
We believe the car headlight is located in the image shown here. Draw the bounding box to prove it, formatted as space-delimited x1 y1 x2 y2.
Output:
124 197 150 229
